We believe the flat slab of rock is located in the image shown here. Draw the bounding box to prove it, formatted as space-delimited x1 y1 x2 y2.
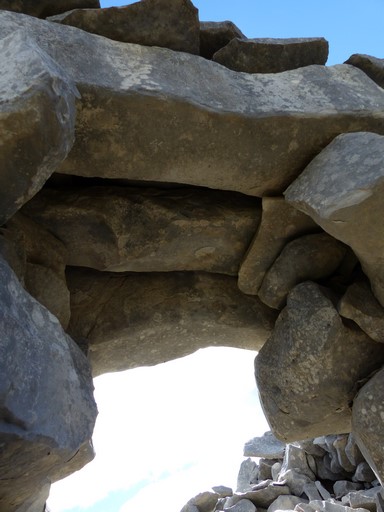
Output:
258 233 347 309
67 269 277 376
2 13 384 197
200 21 246 59
213 37 329 73
345 54 384 89
238 197 317 295
255 281 384 442
0 0 99 17
244 431 286 459
22 186 260 274
49 0 200 54
227 482 291 509
339 279 384 343
285 132 384 307
0 30 77 225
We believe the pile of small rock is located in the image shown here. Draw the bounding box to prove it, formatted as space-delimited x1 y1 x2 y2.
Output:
181 431 383 512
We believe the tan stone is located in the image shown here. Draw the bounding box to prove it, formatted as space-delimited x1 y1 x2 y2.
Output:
238 198 318 295
345 54 384 89
67 269 278 376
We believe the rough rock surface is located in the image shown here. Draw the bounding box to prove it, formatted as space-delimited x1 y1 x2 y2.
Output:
49 0 200 54
213 37 329 73
285 132 384 307
22 186 260 274
67 268 278 376
345 54 384 89
0 30 77 225
244 431 286 459
2 12 384 197
255 282 384 442
0 0 100 18
0 255 97 511
200 21 246 59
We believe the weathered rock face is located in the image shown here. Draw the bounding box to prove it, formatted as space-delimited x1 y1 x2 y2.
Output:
345 54 384 89
0 0 100 18
199 21 246 59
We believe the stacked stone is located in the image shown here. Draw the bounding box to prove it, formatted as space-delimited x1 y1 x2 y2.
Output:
182 432 383 512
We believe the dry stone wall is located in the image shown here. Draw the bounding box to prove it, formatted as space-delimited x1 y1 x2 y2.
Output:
1 0 384 510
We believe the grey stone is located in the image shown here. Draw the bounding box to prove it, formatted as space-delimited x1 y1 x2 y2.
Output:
67 269 277 376
0 30 77 225
181 491 220 512
224 499 257 512
237 459 259 492
258 233 347 309
298 440 326 458
22 185 260 275
255 281 384 442
280 444 316 481
339 279 384 343
315 455 350 482
342 487 382 512
244 431 286 459
0 0 99 18
345 54 384 89
352 367 384 484
278 469 314 497
295 500 370 512
228 483 291 509
268 495 306 512
259 461 281 482
200 21 246 59
212 486 233 498
213 37 329 73
2 12 384 197
49 0 200 54
334 481 363 499
272 463 283 481
333 435 356 473
353 462 377 484
238 197 317 295
303 482 323 502
0 255 97 511
285 132 384 308
345 434 365 468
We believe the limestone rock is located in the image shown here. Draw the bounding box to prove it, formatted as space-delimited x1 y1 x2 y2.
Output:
0 256 97 511
244 431 286 459
2 13 384 197
212 37 329 73
181 491 220 512
345 54 384 89
227 483 291 509
237 459 260 492
334 481 363 499
0 30 77 226
255 281 384 442
225 499 257 512
333 435 356 473
49 0 200 54
67 269 277 376
285 132 384 308
200 21 246 59
258 233 347 309
238 198 317 295
339 279 384 343
268 494 305 512
295 500 370 512
0 0 99 18
342 488 382 512
22 186 260 274
279 444 315 481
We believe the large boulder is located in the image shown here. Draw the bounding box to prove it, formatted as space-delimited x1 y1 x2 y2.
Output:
212 37 329 73
49 0 200 54
0 255 97 511
0 30 77 226
285 132 384 307
345 54 384 89
21 185 260 274
255 281 384 442
0 0 99 18
1 12 384 196
67 268 278 376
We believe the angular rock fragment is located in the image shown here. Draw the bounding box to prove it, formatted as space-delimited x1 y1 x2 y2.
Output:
67 269 277 376
2 12 384 197
49 0 200 54
339 279 384 343
237 459 260 492
333 435 356 473
255 281 384 442
353 462 376 483
22 186 260 274
258 233 347 309
213 37 329 73
345 54 384 89
226 499 257 512
200 21 246 59
226 482 291 509
0 0 99 18
342 488 382 512
244 431 286 459
268 494 305 512
295 500 370 512
0 30 77 225
285 132 384 308
334 481 363 499
0 256 97 511
238 197 317 295
181 491 220 512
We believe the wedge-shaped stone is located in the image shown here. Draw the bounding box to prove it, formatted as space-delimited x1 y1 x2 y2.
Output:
2 12 384 197
258 233 347 309
22 186 260 274
352 367 384 485
0 0 99 18
345 54 384 89
238 197 317 295
339 279 384 343
200 21 246 59
0 256 97 511
255 282 384 443
213 37 329 73
285 132 384 307
49 0 200 54
67 269 278 376
0 30 77 225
